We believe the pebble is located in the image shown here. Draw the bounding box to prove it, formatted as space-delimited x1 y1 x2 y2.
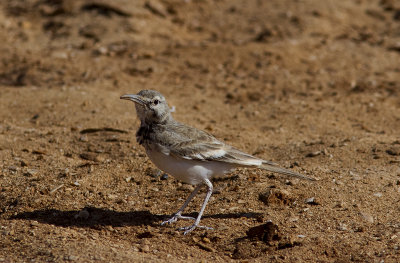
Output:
80 152 104 162
161 173 168 180
145 0 168 18
196 242 216 252
50 184 64 194
373 192 383 197
305 197 315 204
360 212 374 223
65 255 77 261
202 237 211 243
25 169 39 177
8 166 18 172
386 147 400 156
178 184 195 192
79 135 88 142
125 177 132 182
306 151 321 157
140 244 150 253
75 209 90 220
146 168 162 178
349 171 362 180
338 223 348 231
259 188 292 205
30 221 40 226
52 51 68 59
107 194 118 200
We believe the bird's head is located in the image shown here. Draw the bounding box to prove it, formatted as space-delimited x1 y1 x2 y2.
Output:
120 90 172 125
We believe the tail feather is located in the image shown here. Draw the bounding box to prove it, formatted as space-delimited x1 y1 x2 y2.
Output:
260 162 316 181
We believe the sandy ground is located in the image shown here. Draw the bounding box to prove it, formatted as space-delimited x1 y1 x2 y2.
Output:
0 0 400 262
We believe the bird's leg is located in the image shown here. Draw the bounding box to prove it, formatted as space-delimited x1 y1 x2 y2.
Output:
161 184 201 225
179 179 214 235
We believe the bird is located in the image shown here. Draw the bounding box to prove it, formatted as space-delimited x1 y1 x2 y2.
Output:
120 90 315 234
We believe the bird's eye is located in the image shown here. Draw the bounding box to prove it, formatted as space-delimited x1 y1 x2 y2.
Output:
153 99 159 105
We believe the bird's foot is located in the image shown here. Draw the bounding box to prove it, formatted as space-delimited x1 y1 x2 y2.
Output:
161 213 195 226
179 224 213 235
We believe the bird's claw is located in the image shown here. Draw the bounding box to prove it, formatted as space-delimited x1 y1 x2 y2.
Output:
179 224 213 235
161 213 195 226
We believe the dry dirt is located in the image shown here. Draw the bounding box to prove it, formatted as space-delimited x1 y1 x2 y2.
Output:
0 0 400 262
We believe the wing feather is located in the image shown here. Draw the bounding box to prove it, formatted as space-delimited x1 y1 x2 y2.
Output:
149 121 315 180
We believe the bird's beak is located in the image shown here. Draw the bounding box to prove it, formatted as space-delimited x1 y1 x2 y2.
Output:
120 94 146 105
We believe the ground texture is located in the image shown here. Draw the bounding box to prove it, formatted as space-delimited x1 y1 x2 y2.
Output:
0 0 400 262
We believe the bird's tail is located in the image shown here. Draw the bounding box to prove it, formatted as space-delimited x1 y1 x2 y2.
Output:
260 162 316 181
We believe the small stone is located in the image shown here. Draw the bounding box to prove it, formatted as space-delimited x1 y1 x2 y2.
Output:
140 244 150 253
360 212 374 223
178 184 195 192
65 255 77 261
145 168 162 178
305 197 316 204
196 242 217 252
373 192 383 197
79 153 105 162
246 221 281 243
107 194 118 200
8 166 18 172
259 189 292 206
352 174 362 181
94 155 105 162
132 246 139 252
50 184 64 194
202 237 211 243
161 173 168 180
386 147 400 156
334 201 346 208
338 223 347 231
25 169 39 177
306 151 321 157
30 221 39 226
297 235 306 238
52 51 68 59
73 181 80 186
125 177 132 183
98 46 108 55
79 135 88 142
75 209 90 220
144 0 168 18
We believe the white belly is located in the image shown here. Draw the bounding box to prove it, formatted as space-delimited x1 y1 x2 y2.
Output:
145 148 235 185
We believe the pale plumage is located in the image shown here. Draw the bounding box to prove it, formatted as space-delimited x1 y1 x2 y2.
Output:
121 90 314 234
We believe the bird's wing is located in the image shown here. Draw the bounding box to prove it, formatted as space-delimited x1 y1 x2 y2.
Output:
154 122 274 166
152 122 315 181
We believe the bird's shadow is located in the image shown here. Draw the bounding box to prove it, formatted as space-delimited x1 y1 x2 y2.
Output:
10 207 262 228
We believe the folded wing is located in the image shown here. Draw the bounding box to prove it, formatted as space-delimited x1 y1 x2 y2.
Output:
155 122 315 181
